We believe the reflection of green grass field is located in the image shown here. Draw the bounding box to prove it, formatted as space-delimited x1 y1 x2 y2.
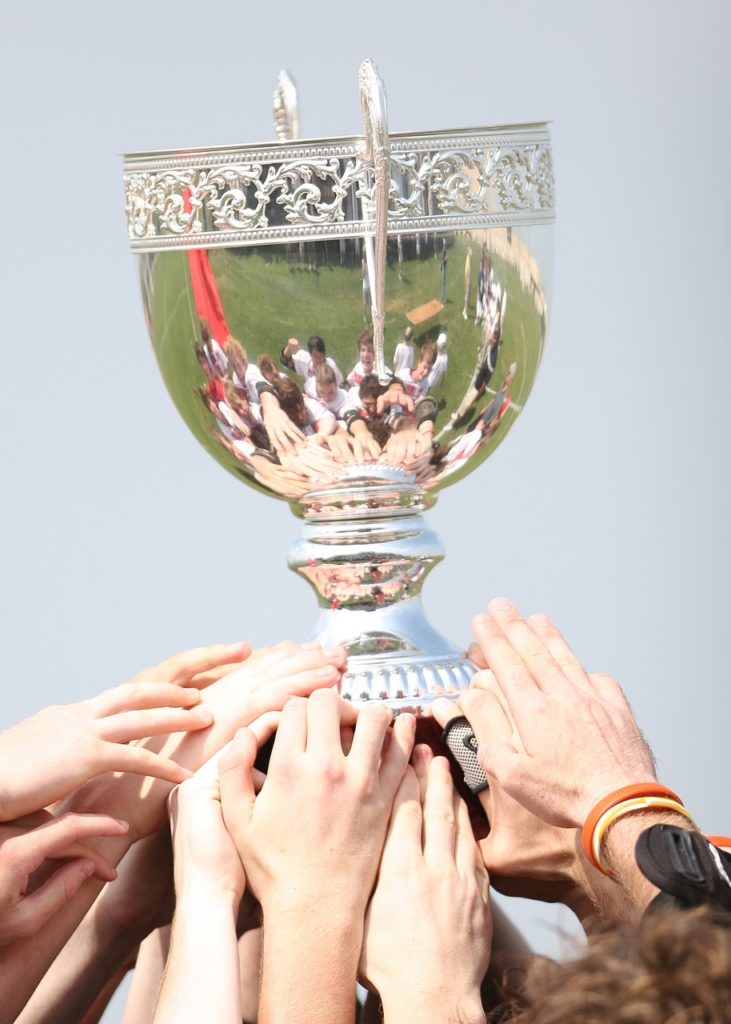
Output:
150 234 544 492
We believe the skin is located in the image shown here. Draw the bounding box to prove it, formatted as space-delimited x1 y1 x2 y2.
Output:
361 748 490 1024
0 641 346 1024
219 690 415 1024
436 599 692 924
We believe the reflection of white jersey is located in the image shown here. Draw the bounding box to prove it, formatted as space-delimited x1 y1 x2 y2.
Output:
304 381 350 416
396 366 430 401
233 364 265 406
347 360 390 387
444 427 483 465
393 340 414 373
302 395 336 434
427 353 448 390
292 350 343 386
205 338 228 376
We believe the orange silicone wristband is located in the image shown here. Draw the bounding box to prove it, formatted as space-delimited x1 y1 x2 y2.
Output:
581 783 684 872
706 835 731 849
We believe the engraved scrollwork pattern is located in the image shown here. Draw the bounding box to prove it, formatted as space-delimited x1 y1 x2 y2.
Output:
124 135 555 249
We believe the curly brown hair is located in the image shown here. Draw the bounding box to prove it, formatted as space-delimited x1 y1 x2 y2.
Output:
505 907 731 1024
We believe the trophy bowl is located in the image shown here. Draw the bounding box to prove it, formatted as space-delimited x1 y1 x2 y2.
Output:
123 60 554 712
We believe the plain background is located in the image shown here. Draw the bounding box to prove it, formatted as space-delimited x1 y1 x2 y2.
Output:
1 1 729 1018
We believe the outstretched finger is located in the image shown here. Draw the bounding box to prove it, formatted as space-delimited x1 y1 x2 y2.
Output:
108 743 194 784
93 682 204 717
132 641 252 687
472 610 545 722
411 742 434 804
13 814 128 878
422 757 457 867
378 766 422 874
97 705 214 743
219 728 259 849
526 614 594 694
379 713 416 795
267 697 308 772
348 704 393 769
6 859 97 943
486 599 580 702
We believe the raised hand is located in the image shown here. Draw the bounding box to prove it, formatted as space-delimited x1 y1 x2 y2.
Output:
129 640 251 690
360 749 491 1024
0 682 215 821
468 598 656 828
219 689 414 1024
432 689 591 913
0 812 128 946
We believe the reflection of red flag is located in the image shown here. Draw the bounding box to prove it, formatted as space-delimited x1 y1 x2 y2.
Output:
183 189 229 342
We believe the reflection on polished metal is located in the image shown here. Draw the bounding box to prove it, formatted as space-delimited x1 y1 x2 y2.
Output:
123 59 554 711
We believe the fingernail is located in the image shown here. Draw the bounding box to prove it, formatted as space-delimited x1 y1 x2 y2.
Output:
191 708 214 722
115 819 129 831
489 597 513 611
185 688 202 703
179 767 194 779
325 647 345 660
317 665 337 679
225 641 248 653
529 612 551 626
79 861 95 879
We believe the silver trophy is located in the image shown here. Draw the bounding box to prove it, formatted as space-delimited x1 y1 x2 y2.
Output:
123 60 554 713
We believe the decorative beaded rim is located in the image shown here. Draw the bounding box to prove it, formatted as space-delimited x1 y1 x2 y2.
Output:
124 123 554 252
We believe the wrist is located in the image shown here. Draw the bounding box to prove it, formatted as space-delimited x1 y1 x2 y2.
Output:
380 987 485 1024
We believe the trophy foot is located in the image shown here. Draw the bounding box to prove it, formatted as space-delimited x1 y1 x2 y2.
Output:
289 466 476 714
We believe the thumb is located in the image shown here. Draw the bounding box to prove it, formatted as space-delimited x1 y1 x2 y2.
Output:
476 739 521 786
218 728 258 850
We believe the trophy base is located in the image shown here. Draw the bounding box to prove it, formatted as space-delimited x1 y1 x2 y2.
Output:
289 467 476 714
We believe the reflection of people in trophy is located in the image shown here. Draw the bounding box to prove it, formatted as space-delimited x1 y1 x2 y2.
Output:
200 318 227 377
256 354 288 386
396 339 438 400
280 335 343 387
440 238 448 303
392 326 415 373
437 363 516 477
427 332 448 390
347 329 390 387
272 376 337 436
225 338 266 406
462 246 473 319
305 363 349 416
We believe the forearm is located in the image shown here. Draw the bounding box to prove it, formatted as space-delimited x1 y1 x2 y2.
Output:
17 903 140 1024
259 910 361 1024
380 988 485 1024
153 891 240 1024
0 829 134 1024
577 811 694 925
123 927 170 1024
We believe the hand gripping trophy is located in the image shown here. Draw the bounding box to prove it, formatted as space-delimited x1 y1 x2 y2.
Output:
123 60 554 713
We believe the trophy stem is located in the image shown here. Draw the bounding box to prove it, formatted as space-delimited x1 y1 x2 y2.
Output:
288 469 475 712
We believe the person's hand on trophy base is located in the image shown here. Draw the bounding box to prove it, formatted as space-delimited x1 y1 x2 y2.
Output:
218 689 415 1024
442 599 695 924
359 746 491 1024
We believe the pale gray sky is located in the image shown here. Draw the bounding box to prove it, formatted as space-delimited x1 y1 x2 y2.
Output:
1 1 730 1017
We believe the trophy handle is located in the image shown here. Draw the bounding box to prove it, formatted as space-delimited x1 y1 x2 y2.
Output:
273 70 300 142
358 58 390 383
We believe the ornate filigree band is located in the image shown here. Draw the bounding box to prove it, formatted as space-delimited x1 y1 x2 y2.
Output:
124 124 554 251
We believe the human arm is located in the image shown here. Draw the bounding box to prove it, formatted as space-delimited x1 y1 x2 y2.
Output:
259 389 305 455
152 748 246 1024
17 828 174 1024
219 690 415 1024
0 642 345 1023
456 599 692 921
360 747 490 1024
